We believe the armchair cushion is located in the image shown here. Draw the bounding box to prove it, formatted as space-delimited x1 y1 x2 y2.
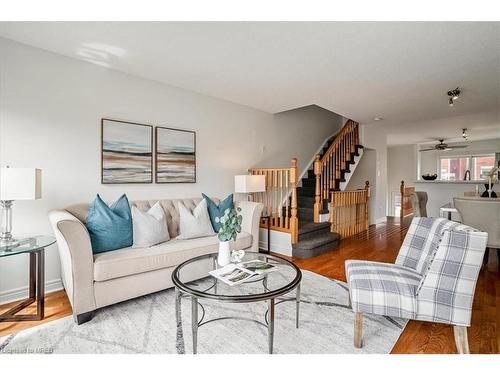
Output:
396 217 466 275
346 260 422 319
416 228 488 326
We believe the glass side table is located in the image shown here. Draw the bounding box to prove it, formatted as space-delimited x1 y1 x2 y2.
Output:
0 236 56 322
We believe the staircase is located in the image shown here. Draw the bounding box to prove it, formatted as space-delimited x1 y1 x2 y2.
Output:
247 120 366 259
292 120 364 258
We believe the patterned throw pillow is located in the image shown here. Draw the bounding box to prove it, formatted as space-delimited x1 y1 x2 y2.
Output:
86 194 133 253
202 193 233 232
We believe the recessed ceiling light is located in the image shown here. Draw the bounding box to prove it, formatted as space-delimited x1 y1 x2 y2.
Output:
374 117 383 121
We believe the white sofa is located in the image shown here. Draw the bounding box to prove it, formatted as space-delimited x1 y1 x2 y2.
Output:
49 198 263 324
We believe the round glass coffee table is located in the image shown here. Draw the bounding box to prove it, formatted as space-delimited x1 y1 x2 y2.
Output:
172 252 302 354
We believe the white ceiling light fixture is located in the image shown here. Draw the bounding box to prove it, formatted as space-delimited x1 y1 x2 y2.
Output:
462 128 468 140
374 117 383 121
447 87 461 107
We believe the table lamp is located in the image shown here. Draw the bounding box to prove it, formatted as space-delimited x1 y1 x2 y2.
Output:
234 174 266 201
0 167 42 247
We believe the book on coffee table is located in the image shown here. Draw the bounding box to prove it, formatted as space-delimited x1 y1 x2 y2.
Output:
209 264 256 286
238 260 278 275
209 260 278 286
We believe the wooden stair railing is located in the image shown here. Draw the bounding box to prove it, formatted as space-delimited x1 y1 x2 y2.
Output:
248 158 299 245
330 181 370 238
400 180 415 220
313 120 360 222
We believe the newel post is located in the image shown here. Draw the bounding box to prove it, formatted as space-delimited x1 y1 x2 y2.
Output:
364 181 370 230
313 154 322 223
400 180 405 221
290 158 299 245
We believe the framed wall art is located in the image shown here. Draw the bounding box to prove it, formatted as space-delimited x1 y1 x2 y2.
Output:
101 118 153 184
155 126 196 183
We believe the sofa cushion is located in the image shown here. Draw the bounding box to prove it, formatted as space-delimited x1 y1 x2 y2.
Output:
177 199 215 239
132 202 170 248
202 193 233 232
93 231 253 282
86 194 133 253
67 198 214 239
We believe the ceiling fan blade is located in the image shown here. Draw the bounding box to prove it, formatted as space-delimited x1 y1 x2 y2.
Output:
419 148 436 152
447 145 468 149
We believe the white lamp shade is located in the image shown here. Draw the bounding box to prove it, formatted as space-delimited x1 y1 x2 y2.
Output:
234 175 266 193
0 168 42 200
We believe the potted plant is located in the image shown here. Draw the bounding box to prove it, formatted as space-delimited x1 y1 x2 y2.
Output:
215 207 243 266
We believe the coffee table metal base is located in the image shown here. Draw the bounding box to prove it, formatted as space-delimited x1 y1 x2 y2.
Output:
175 282 301 354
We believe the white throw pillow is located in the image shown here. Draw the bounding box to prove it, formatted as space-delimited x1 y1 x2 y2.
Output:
132 202 170 248
177 199 216 240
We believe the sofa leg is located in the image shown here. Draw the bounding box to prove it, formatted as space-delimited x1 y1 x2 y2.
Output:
453 326 470 354
354 312 363 348
74 311 94 325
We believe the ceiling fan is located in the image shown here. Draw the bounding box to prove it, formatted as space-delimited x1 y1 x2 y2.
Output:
419 139 468 152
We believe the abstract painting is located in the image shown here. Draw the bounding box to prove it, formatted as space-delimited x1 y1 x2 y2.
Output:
101 119 153 184
155 127 196 183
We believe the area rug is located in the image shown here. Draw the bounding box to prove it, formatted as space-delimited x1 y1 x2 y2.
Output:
0 270 406 354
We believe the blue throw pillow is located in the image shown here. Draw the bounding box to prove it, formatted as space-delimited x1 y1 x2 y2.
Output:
86 194 133 253
202 193 233 232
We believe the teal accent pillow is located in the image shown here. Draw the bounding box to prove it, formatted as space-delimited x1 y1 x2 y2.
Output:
202 193 233 232
86 194 133 253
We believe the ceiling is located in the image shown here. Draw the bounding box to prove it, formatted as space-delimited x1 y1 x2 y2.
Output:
0 22 499 141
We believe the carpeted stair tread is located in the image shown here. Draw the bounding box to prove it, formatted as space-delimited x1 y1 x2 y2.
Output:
292 231 341 258
298 207 314 221
293 232 340 251
298 221 331 235
297 186 315 197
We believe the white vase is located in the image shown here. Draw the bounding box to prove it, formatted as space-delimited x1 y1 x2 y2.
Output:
218 241 231 266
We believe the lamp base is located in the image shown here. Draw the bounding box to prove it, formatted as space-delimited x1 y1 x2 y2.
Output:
0 237 20 250
0 200 16 250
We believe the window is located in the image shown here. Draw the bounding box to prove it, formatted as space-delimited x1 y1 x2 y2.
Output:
439 154 495 181
472 155 496 180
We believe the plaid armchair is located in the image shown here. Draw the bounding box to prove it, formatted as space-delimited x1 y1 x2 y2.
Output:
345 217 488 353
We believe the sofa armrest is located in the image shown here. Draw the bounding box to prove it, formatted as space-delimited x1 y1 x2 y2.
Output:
49 210 95 316
235 201 264 253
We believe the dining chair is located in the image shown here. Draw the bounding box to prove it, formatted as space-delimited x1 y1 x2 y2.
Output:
410 191 428 217
454 197 500 268
345 217 488 354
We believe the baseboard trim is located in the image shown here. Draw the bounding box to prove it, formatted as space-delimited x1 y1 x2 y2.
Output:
0 279 64 305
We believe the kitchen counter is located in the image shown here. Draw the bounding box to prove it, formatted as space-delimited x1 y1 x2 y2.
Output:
415 180 490 185
411 180 497 219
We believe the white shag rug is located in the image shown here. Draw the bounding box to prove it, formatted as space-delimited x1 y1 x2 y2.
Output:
0 270 406 354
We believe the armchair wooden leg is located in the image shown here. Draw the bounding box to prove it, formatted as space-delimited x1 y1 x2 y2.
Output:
483 248 490 265
453 326 470 354
354 312 363 348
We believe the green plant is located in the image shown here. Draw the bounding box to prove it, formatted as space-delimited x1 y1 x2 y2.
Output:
215 207 242 242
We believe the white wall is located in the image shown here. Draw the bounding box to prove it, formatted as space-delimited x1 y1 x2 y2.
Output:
265 105 343 173
387 144 418 215
419 138 500 177
359 123 388 223
0 38 340 302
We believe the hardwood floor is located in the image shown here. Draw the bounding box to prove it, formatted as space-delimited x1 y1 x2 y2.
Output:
0 290 71 336
1 217 498 353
